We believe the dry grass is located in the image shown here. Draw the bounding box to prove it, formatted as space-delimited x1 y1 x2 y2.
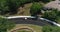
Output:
15 3 32 16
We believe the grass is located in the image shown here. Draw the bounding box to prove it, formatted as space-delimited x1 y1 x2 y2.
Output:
16 29 32 32
27 24 42 32
8 24 42 32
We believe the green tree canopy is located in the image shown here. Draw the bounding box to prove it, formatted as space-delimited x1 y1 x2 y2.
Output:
30 2 43 16
42 25 60 32
0 17 15 32
42 9 60 23
0 0 9 15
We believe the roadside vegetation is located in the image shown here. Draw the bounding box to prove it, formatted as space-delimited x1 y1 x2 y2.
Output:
0 17 15 32
42 25 60 32
30 2 43 16
42 9 60 23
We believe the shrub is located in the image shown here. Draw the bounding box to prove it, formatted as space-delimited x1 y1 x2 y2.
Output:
42 9 60 23
30 2 43 16
0 17 15 32
42 25 60 32
0 0 9 15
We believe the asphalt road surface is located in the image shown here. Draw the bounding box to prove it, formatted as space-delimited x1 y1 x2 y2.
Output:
9 18 52 26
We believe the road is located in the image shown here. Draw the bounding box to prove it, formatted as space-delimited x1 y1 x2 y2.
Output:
9 18 52 26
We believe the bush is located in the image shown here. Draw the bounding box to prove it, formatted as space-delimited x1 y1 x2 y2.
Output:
0 0 9 15
0 17 15 32
42 9 60 23
30 2 43 16
42 25 60 32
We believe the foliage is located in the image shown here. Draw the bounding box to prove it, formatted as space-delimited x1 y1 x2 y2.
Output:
7 0 18 14
42 25 60 32
55 16 60 23
0 17 15 32
0 0 9 15
30 2 43 16
42 9 60 23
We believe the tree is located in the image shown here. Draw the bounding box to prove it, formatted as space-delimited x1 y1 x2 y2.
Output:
0 0 9 15
30 2 43 16
42 25 60 32
55 16 60 23
43 10 57 21
7 0 20 14
42 9 60 23
0 17 15 32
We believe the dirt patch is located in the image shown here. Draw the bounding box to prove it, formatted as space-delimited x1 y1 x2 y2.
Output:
16 3 32 16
